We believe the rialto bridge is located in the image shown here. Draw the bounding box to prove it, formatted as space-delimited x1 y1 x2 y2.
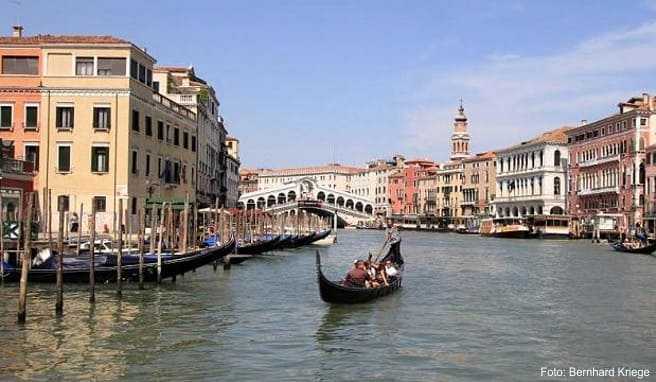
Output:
237 178 376 226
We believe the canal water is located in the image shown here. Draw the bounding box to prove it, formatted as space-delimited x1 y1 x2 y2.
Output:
0 230 655 381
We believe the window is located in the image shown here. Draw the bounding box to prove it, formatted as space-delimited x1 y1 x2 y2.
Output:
157 121 164 140
57 195 70 212
641 118 648 126
25 104 38 129
174 162 180 184
97 57 126 76
91 146 109 173
153 81 160 93
174 128 180 146
75 57 94 75
93 107 111 130
554 150 561 166
145 116 152 136
554 177 561 195
131 150 138 175
146 69 152 87
145 154 151 176
138 63 146 83
191 136 197 152
183 131 189 149
56 106 74 129
166 124 171 143
57 144 71 172
93 196 106 212
0 105 12 129
1 56 38 75
158 157 162 178
131 110 140 132
131 197 138 215
25 144 39 171
130 59 138 79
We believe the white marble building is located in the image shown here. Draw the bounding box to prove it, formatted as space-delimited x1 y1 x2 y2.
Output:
492 127 570 218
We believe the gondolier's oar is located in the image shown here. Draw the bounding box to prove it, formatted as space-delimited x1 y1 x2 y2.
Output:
373 237 390 263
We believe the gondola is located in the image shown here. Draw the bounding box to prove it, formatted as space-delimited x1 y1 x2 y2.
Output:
236 235 281 255
1 237 235 283
306 229 332 245
285 232 318 249
274 235 294 250
611 240 656 255
316 238 403 304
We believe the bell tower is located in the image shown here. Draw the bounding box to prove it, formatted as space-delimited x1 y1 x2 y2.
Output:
450 99 470 161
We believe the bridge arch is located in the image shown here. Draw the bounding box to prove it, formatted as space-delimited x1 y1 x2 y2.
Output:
247 199 255 210
355 201 363 212
288 190 297 202
336 196 345 207
365 204 373 215
267 195 276 207
257 197 266 209
277 193 286 204
346 199 354 209
317 191 326 201
327 194 335 204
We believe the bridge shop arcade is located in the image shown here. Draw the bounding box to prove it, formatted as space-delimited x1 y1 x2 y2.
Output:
237 178 376 228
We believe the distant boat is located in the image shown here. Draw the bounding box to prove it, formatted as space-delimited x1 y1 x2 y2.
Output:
611 241 656 255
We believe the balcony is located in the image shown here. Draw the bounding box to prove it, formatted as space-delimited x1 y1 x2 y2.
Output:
1 158 35 175
152 92 197 121
497 165 562 178
577 186 619 196
494 194 547 203
577 155 620 168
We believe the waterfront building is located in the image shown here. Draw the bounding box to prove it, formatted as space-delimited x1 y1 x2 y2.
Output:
239 168 260 195
256 164 364 192
0 26 42 204
387 158 437 220
567 94 655 235
225 136 240 208
0 141 36 222
349 155 405 218
153 66 228 207
434 160 465 224
493 127 570 218
0 29 198 232
644 144 656 234
461 151 496 217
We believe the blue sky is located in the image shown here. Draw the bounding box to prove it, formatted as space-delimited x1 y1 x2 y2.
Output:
4 0 656 168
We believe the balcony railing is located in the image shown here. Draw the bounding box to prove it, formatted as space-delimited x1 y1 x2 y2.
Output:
1 158 35 174
577 155 620 168
152 92 197 121
577 186 619 196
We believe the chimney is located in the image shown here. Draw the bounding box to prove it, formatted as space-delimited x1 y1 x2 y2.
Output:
12 25 23 38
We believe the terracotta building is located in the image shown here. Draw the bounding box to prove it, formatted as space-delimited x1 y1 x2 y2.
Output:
567 94 655 236
461 151 496 217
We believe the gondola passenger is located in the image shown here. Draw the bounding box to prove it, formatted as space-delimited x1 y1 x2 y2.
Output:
343 260 369 288
385 261 398 278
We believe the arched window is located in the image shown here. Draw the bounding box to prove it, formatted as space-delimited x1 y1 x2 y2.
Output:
554 150 561 167
554 177 561 195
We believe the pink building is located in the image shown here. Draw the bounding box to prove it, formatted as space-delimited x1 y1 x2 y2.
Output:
567 94 654 237
387 159 437 216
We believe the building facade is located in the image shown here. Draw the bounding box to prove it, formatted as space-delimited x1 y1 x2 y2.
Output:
493 127 570 218
225 136 240 208
256 164 364 192
461 151 496 217
567 95 655 233
0 31 199 232
153 66 228 207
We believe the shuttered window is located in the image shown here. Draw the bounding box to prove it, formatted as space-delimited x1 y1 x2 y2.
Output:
97 57 126 76
2 56 38 74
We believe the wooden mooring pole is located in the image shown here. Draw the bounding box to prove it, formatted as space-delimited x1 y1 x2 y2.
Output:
56 200 65 316
116 199 123 297
138 205 145 289
17 192 33 323
89 204 96 303
156 203 165 284
182 193 189 255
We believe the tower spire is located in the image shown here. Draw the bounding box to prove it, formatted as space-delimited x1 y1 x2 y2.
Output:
450 99 470 161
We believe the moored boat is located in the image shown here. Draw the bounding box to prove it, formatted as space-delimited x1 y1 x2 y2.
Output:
316 238 403 304
237 235 281 254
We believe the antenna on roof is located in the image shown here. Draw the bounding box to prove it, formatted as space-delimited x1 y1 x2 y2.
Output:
9 0 21 26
